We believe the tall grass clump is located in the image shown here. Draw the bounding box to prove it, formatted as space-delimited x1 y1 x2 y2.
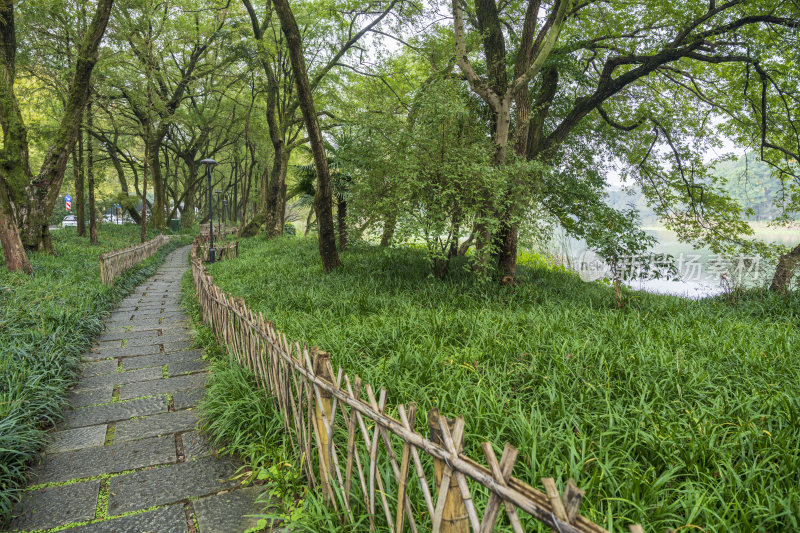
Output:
0 226 188 524
201 236 800 532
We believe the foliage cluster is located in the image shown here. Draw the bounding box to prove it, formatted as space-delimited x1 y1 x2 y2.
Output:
204 236 800 531
0 226 186 523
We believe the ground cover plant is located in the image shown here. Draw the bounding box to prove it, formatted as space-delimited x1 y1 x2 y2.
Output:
0 226 188 524
203 236 800 532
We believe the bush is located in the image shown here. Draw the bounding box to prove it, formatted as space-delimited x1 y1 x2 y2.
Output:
284 223 297 236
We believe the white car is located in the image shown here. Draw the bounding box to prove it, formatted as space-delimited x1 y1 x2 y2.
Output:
62 215 78 228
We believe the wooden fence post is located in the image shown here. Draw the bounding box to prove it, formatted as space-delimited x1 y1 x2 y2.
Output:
428 408 468 533
314 350 335 503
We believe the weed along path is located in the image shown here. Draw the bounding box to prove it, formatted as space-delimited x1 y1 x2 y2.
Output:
8 247 264 533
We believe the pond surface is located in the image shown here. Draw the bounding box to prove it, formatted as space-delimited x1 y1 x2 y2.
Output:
559 225 798 298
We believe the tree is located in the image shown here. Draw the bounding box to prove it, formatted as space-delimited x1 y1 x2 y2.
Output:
0 0 113 271
271 0 341 272
450 0 799 279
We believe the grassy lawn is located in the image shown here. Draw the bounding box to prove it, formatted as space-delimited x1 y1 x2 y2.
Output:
203 236 800 532
0 226 187 524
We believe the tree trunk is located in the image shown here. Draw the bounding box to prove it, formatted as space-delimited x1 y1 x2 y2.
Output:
238 210 269 238
87 99 97 244
265 145 288 237
304 207 315 237
272 0 340 272
75 122 86 236
337 197 347 250
147 135 166 229
0 180 31 273
141 126 149 244
495 220 517 277
277 179 287 234
380 213 396 246
770 244 800 293
182 166 197 228
105 137 141 224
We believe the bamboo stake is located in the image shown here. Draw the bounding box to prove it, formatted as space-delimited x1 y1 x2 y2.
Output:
562 479 585 524
365 387 418 533
437 417 479 533
395 403 417 533
479 443 523 533
344 375 376 532
398 404 435 520
542 478 568 530
430 410 469 533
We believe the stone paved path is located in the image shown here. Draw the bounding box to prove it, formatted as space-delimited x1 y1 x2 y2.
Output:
9 247 265 533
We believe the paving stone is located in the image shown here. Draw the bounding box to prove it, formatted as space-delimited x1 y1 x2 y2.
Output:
156 332 193 342
74 367 162 391
84 344 161 361
67 386 114 408
95 333 161 349
63 505 189 533
81 359 119 377
163 340 194 352
108 456 240 515
123 350 203 371
106 319 166 329
119 374 207 400
97 328 162 343
114 410 199 443
108 311 135 322
65 397 168 428
194 487 265 533
9 480 99 531
103 324 164 334
34 435 177 484
48 425 107 454
133 312 185 321
168 359 208 376
182 430 214 460
124 333 190 348
173 388 204 410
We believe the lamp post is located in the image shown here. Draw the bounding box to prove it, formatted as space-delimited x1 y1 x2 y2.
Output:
201 159 217 262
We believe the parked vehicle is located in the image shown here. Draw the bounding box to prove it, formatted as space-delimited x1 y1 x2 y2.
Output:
62 215 78 228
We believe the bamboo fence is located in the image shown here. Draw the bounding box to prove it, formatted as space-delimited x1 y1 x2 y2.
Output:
190 237 645 533
98 234 170 285
196 239 239 262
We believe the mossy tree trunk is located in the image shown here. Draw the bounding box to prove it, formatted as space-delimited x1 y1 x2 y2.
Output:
87 97 97 244
74 120 86 236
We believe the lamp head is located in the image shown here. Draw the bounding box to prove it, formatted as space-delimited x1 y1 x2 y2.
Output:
200 158 217 166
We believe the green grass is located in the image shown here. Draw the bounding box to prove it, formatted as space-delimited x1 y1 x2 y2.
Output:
202 236 800 532
0 225 189 524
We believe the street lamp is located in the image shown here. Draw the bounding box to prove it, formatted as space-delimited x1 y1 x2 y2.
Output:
201 159 217 262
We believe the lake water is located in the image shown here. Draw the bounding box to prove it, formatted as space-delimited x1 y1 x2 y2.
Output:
557 225 798 299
